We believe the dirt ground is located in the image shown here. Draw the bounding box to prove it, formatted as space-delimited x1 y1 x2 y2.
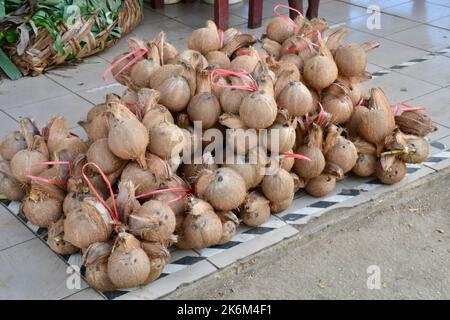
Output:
165 168 450 300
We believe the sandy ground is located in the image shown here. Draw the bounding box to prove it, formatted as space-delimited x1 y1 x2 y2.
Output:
165 168 450 300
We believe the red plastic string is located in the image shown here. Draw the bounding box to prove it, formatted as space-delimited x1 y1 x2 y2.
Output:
317 102 325 125
316 30 323 43
235 49 251 56
167 192 189 204
284 36 318 54
282 152 312 162
219 29 224 48
209 69 258 92
81 162 119 222
101 47 148 83
304 113 310 128
273 4 303 33
392 102 426 115
355 97 364 110
135 187 192 200
25 161 71 186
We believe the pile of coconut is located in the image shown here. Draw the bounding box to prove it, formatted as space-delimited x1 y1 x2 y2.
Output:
0 8 436 293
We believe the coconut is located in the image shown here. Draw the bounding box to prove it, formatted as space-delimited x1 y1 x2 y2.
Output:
240 191 270 227
321 90 353 125
277 82 313 117
395 108 435 137
353 153 377 177
216 211 240 245
280 53 303 69
305 174 336 197
272 64 301 99
261 163 294 203
107 102 148 168
357 88 395 145
153 175 190 228
174 49 208 70
63 191 90 214
291 172 305 193
181 152 218 185
220 84 249 114
266 17 296 44
121 153 171 198
294 124 325 179
107 233 150 289
325 136 358 174
129 41 161 89
303 41 338 93
45 116 87 161
141 241 171 284
376 155 406 185
280 151 295 172
270 192 294 213
83 242 115 292
346 104 368 140
147 120 185 160
334 41 379 77
187 70 221 130
22 194 62 228
176 197 223 249
10 136 49 182
263 121 296 153
188 20 221 55
0 161 25 201
128 200 176 242
400 135 429 164
47 218 79 255
220 113 259 155
86 138 127 175
195 168 247 211
149 64 194 112
240 76 277 129
261 37 282 59
0 131 26 161
64 199 113 249
206 51 230 69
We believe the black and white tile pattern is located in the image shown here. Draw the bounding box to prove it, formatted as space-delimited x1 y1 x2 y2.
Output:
372 47 450 78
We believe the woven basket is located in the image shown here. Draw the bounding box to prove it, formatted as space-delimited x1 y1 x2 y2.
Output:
4 0 142 76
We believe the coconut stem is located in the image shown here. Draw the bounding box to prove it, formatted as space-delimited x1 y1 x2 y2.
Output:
380 149 405 156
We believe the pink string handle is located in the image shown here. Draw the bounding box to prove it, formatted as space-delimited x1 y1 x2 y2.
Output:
135 187 192 201
317 102 325 125
25 161 71 186
167 192 190 204
101 47 148 83
392 102 426 115
304 112 310 128
273 4 303 33
355 97 364 110
82 162 119 223
284 36 319 54
209 69 259 92
235 49 251 56
282 152 312 162
219 29 224 48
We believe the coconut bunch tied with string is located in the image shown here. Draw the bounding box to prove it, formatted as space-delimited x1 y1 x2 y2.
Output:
0 6 438 294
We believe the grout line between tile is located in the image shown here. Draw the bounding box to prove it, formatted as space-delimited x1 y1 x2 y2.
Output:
0 109 19 123
43 75 95 107
0 237 36 253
